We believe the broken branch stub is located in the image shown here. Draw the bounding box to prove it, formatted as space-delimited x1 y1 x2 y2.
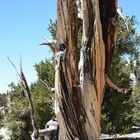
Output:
105 74 130 94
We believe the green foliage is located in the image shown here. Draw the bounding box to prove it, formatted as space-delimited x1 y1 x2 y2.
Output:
48 20 57 40
3 83 31 140
34 58 55 87
1 13 139 140
0 93 7 127
33 58 55 128
101 16 140 134
2 58 55 139
31 81 54 129
0 135 3 140
0 19 56 139
0 94 7 107
131 82 140 126
116 16 140 57
48 16 140 134
101 60 133 134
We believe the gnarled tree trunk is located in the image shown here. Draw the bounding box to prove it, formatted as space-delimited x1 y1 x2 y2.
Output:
54 0 117 139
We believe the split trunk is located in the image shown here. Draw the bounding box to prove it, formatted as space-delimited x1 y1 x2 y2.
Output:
54 0 117 139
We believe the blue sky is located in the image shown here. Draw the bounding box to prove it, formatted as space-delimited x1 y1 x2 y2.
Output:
0 0 139 93
119 0 140 32
0 0 57 93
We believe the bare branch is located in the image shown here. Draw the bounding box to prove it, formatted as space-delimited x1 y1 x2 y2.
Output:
40 39 57 48
105 74 129 94
117 8 129 31
40 79 55 93
7 57 20 78
19 69 39 139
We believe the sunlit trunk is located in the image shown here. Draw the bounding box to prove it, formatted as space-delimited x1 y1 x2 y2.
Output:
55 0 117 139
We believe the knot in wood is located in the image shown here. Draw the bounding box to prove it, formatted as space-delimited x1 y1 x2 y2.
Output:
73 81 81 88
59 43 66 51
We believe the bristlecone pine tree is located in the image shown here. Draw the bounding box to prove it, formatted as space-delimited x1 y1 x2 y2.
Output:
42 0 129 139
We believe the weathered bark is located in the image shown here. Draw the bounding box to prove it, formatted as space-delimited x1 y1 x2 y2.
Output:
54 0 117 140
19 71 38 140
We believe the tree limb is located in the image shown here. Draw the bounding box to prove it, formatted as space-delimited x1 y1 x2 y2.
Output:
40 39 57 50
105 74 130 94
117 8 129 31
40 79 55 93
8 57 39 139
19 70 39 139
7 57 20 78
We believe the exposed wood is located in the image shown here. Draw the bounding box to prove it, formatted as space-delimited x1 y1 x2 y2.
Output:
105 74 129 94
7 57 38 139
78 0 106 138
54 0 118 139
40 39 57 51
55 0 82 139
39 119 58 140
19 70 38 140
117 8 129 30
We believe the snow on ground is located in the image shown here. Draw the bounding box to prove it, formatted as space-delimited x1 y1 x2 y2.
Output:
0 126 140 140
100 132 140 139
0 127 10 140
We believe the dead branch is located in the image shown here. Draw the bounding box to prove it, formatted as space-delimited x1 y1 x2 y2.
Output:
8 57 39 139
40 79 55 93
19 69 39 139
40 39 57 49
105 74 129 94
7 57 20 78
117 8 129 30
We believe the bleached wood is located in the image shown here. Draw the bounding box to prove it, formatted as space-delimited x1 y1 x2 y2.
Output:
105 74 129 94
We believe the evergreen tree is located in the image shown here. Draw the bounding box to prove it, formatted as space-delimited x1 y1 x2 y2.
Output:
101 16 140 134
3 83 31 140
47 15 140 135
2 59 55 139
